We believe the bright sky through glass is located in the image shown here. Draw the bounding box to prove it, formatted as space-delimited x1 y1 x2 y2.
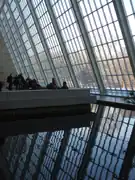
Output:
0 0 135 92
3 0 135 53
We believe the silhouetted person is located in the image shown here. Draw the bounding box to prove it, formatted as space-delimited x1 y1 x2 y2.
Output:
18 74 25 89
31 79 37 90
61 81 68 89
47 78 58 89
7 74 13 90
26 77 31 89
13 75 19 90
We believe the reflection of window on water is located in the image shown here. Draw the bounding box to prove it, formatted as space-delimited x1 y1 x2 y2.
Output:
85 107 135 179
2 106 135 179
101 107 135 139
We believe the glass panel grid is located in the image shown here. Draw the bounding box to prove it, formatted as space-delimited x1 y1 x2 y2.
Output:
122 0 135 90
2 3 29 76
0 0 135 93
19 1 54 84
32 0 75 87
4 7 28 76
50 0 98 90
78 0 135 91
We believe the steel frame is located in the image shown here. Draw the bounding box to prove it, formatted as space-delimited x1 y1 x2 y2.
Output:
14 0 48 83
45 0 79 88
27 0 61 86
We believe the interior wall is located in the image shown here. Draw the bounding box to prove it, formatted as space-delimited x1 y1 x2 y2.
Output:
0 34 16 82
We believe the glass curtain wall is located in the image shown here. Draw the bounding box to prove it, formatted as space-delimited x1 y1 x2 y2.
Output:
0 0 135 94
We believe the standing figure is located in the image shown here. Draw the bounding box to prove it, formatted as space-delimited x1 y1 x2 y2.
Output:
18 74 25 90
7 74 13 90
31 79 37 90
13 75 19 90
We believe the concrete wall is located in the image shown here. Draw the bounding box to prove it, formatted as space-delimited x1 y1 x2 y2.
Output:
0 89 96 109
0 34 16 82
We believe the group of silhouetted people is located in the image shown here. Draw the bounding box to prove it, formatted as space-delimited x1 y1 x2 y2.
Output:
0 77 68 149
6 74 68 91
7 74 41 90
47 78 68 89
